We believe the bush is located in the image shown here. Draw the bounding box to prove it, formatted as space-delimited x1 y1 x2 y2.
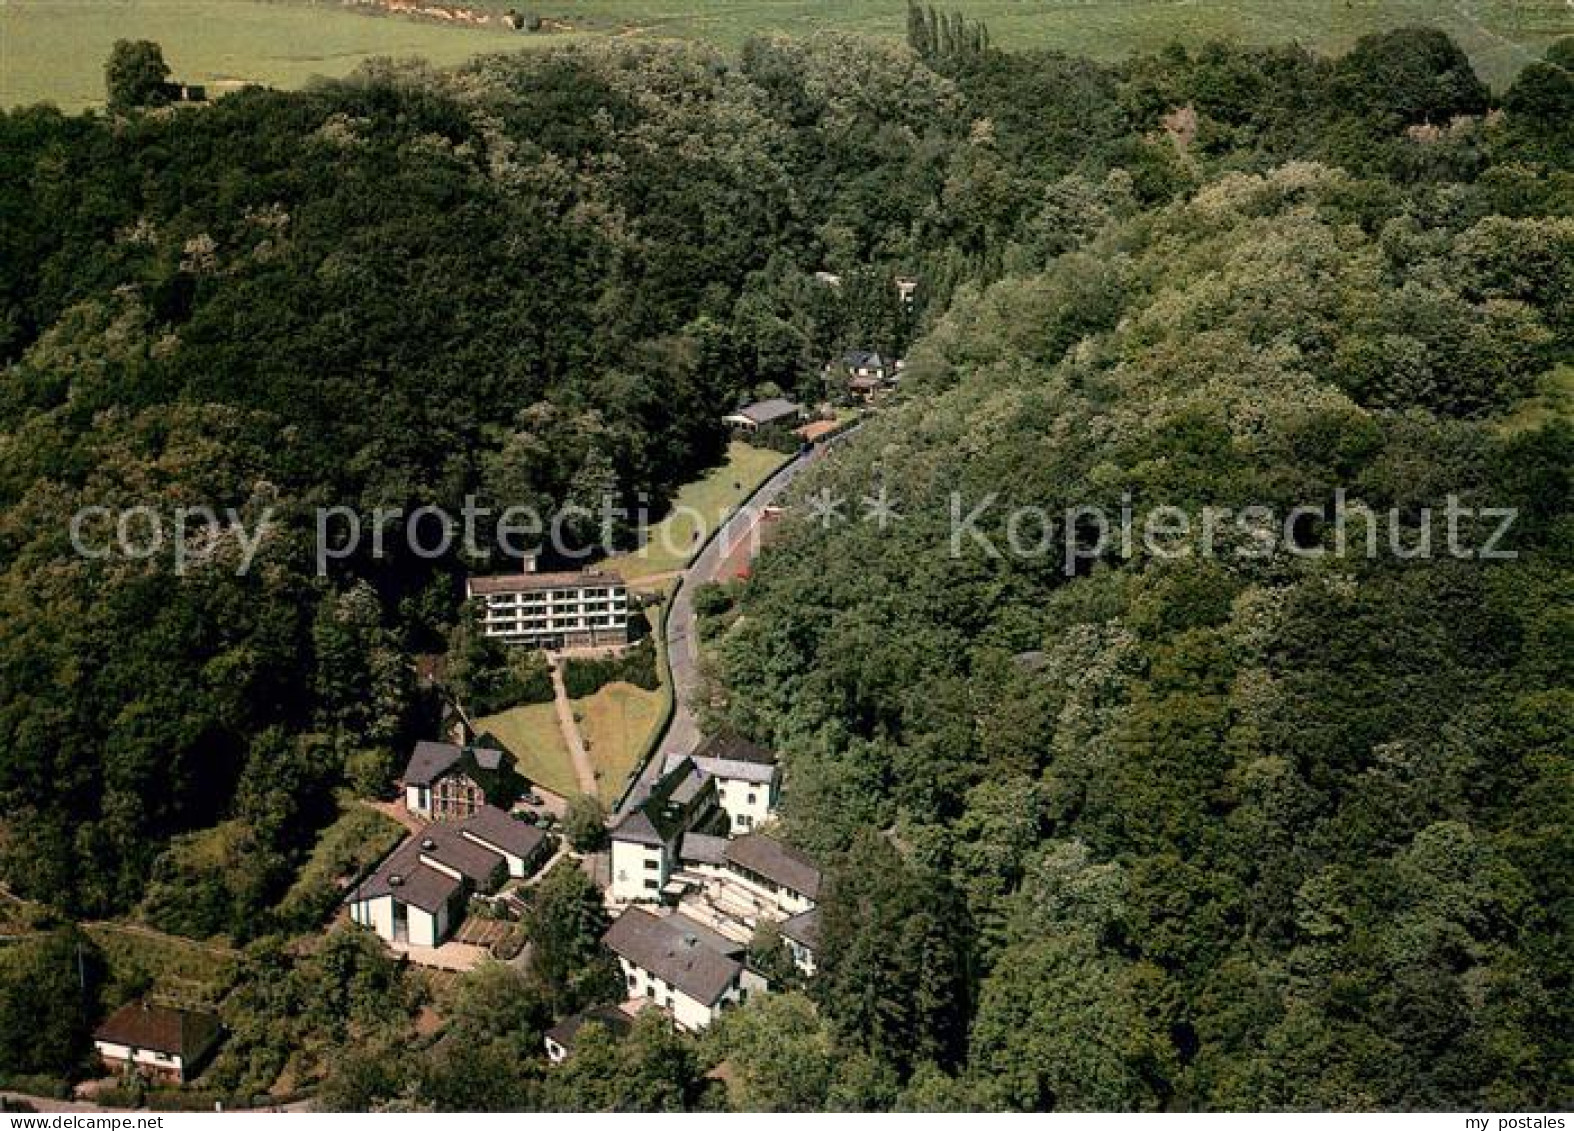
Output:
564 793 609 852
561 638 659 699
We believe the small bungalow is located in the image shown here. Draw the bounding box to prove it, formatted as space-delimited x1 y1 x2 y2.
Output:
722 398 805 434
544 1004 635 1062
93 1002 223 1084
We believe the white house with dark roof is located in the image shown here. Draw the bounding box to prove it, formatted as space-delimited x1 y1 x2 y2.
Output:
609 756 725 902
721 832 822 917
93 1002 223 1084
401 738 514 821
666 733 780 833
602 907 766 1031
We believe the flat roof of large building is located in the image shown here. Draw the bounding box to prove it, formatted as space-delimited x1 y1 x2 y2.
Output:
468 569 626 595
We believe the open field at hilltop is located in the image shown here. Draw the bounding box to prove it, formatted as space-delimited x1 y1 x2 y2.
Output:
475 0 1570 88
3 0 1568 112
0 0 581 110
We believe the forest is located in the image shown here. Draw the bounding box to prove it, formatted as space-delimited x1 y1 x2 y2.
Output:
0 6 1569 1111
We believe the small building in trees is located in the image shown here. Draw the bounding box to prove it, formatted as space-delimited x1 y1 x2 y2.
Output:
779 906 821 976
830 350 902 402
543 1003 634 1062
722 397 806 434
93 1002 223 1084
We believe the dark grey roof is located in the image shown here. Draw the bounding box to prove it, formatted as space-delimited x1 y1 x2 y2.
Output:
94 1002 222 1060
679 832 729 867
692 733 776 766
731 398 803 426
613 756 713 847
610 807 666 848
459 804 546 863
545 1005 633 1053
779 906 821 950
842 349 886 369
724 834 822 900
603 909 743 1005
403 740 463 786
351 840 463 915
402 739 509 787
418 825 506 887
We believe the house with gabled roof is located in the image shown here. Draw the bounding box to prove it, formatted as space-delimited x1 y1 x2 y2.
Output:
348 804 549 947
544 1004 635 1063
401 737 518 821
609 756 726 902
602 907 766 1031
722 398 805 434
94 1002 223 1084
665 732 780 833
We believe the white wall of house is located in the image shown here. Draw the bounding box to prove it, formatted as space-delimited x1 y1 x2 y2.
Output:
405 783 430 817
350 894 395 941
785 938 817 976
611 838 668 902
408 902 445 947
94 1041 186 1078
714 776 776 833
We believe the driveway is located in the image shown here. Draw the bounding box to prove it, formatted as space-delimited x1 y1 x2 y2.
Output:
617 432 856 815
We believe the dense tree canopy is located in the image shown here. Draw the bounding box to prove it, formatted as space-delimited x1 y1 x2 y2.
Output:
0 17 1568 1112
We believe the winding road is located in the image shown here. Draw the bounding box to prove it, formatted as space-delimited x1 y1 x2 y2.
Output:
616 430 856 815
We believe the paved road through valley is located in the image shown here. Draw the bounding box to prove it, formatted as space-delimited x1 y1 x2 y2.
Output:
616 426 859 815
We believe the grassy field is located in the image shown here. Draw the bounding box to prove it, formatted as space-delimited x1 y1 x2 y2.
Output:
0 0 572 111
474 698 578 797
7 1 1562 114
574 679 666 804
1499 364 1574 435
608 441 789 583
483 0 1569 88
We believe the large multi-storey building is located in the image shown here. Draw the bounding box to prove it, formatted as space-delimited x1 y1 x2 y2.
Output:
467 564 631 649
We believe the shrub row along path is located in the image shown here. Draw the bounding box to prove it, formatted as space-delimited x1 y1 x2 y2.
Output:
616 430 859 817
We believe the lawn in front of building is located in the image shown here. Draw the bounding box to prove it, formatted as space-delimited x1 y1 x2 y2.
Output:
574 680 667 805
607 441 789 583
473 700 578 799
